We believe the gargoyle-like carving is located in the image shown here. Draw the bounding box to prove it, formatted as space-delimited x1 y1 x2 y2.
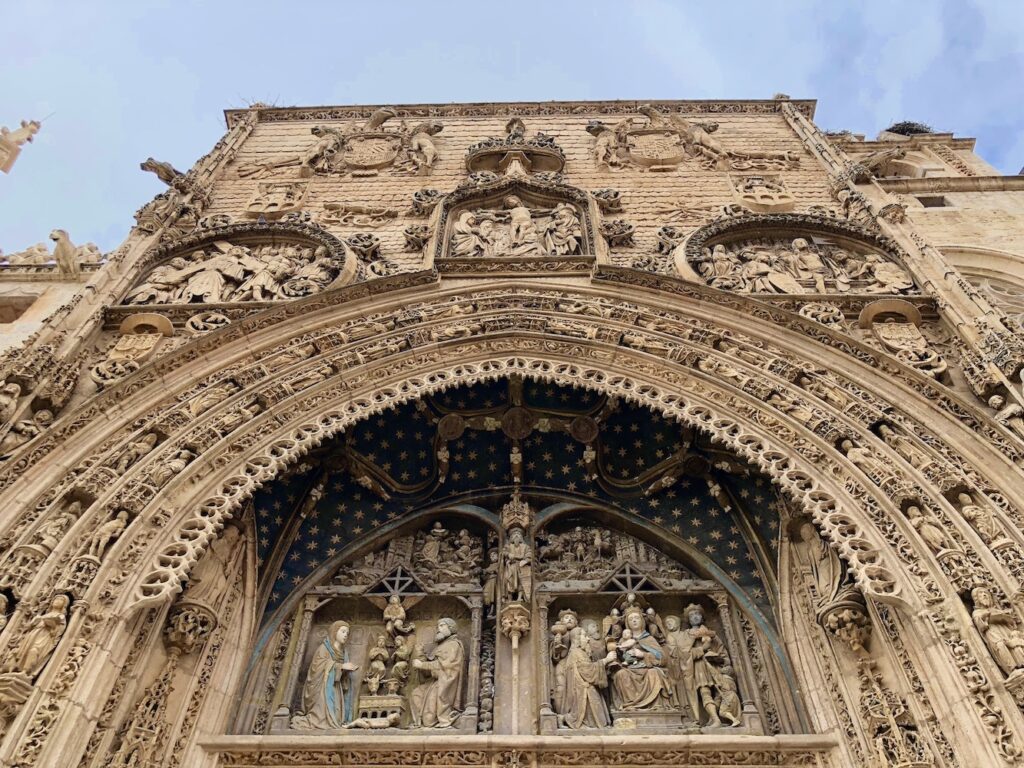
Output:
0 119 41 174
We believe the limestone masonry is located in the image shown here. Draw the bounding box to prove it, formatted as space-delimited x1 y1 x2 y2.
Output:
0 98 1022 768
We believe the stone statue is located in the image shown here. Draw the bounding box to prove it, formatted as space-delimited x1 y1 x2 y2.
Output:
971 587 1024 681
49 229 81 277
787 238 827 293
0 382 21 428
877 424 932 470
0 594 8 633
5 409 54 449
409 617 465 728
5 594 69 678
126 257 190 304
559 626 616 729
149 448 196 486
502 528 532 602
113 432 159 472
405 122 443 174
504 196 543 257
550 609 579 716
292 620 358 729
989 395 1024 441
33 505 80 555
0 120 41 174
483 549 499 616
184 526 242 605
383 594 415 639
671 604 733 727
84 510 129 560
905 505 954 554
451 212 494 259
608 605 674 712
364 635 389 695
958 493 1009 548
544 203 582 256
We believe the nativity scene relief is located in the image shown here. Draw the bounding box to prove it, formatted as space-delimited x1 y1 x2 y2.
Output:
232 379 799 738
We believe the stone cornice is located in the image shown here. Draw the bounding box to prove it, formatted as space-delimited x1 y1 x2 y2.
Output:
223 98 816 127
877 175 1024 194
837 133 977 151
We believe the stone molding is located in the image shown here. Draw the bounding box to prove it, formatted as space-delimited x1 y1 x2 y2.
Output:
224 99 817 128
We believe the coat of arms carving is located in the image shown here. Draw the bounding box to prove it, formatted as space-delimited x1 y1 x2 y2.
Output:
236 107 443 179
587 104 799 173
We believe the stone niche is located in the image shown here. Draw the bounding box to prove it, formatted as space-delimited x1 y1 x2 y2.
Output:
429 178 604 277
266 516 491 735
117 223 372 310
674 215 918 297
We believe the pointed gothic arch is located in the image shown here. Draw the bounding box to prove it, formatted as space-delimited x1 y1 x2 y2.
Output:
2 274 1024 766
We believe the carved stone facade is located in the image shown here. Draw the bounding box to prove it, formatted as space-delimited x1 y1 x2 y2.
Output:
0 98 1022 768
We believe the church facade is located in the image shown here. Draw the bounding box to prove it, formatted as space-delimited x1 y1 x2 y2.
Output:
0 98 1023 768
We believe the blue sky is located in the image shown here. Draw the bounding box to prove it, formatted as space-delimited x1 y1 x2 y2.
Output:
1 0 1021 254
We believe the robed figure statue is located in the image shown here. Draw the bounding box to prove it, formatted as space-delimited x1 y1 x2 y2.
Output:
410 617 465 728
291 620 358 729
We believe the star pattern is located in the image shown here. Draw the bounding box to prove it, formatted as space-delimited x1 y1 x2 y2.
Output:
253 381 780 620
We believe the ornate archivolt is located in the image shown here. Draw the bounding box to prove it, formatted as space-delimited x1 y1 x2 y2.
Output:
1 278 1024 764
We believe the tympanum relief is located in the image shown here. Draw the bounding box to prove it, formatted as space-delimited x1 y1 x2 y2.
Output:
277 519 484 733
449 197 583 259
680 236 916 296
258 509 779 739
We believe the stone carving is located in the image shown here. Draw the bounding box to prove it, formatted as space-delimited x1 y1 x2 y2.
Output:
320 203 398 228
730 175 795 213
591 189 623 213
238 109 442 179
537 525 692 585
244 181 308 219
971 587 1024 683
409 617 465 728
664 604 738 727
0 119 41 173
868 318 947 378
465 118 565 176
686 238 915 295
0 409 53 457
449 198 582 258
83 510 129 560
126 241 349 305
291 620 358 729
140 157 183 185
858 659 934 767
600 220 635 248
587 105 797 172
411 189 444 216
502 528 533 603
333 522 483 588
3 593 70 678
607 604 674 712
558 626 616 729
3 233 101 271
958 493 1012 551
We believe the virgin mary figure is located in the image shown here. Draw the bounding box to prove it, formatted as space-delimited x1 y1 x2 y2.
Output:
291 620 358 729
609 606 675 711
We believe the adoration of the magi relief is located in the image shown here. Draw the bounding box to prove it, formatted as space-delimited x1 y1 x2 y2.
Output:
1 96 1023 768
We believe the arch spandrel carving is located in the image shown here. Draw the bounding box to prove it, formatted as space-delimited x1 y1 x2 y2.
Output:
671 213 920 299
4 280 1024 767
